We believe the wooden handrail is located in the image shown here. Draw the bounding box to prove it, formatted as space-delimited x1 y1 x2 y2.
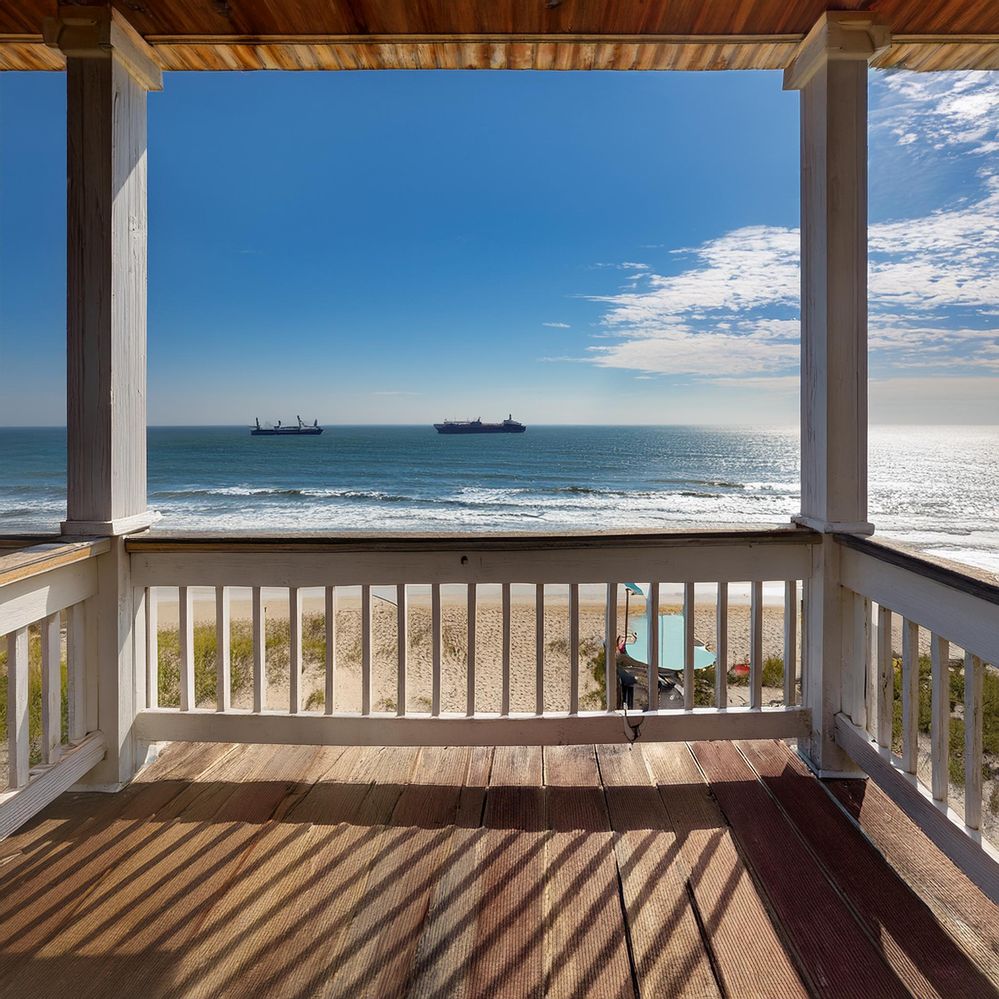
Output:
836 534 999 607
0 539 110 590
126 525 819 554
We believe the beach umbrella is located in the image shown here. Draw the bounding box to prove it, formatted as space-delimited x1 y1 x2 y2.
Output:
627 614 716 672
622 582 644 636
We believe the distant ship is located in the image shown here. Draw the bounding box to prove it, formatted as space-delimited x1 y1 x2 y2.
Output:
251 416 323 436
434 414 526 435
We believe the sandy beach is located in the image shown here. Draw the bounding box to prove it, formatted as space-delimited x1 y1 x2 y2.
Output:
150 587 798 714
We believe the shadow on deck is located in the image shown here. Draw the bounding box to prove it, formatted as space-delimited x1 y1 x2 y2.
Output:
0 740 996 998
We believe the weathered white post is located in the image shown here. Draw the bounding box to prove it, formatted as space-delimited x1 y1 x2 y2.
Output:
785 13 888 775
46 7 162 787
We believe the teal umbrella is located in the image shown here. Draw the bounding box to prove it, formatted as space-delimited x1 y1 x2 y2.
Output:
626 613 716 671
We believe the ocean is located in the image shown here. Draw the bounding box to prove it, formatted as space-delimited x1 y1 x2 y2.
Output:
1 425 998 573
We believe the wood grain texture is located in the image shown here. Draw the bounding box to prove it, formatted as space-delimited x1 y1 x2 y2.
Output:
597 743 721 998
8 0 999 70
1 740 995 996
739 739 997 998
690 740 910 998
642 742 810 999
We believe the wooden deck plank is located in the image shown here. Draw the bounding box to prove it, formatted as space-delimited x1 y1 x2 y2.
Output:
596 744 721 999
2 740 996 998
544 745 633 999
146 744 358 999
690 740 911 999
827 773 999 983
197 746 420 998
327 746 470 998
642 742 809 999
738 739 998 998
0 742 242 970
34 745 332 997
466 745 547 999
408 746 493 999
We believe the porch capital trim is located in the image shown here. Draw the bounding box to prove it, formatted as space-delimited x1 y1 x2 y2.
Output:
43 7 162 90
783 12 890 91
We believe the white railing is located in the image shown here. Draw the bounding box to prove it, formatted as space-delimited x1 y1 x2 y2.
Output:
0 541 108 838
127 529 813 748
836 534 999 898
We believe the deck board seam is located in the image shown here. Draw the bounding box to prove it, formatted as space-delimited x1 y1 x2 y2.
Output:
593 744 644 999
722 741 915 997
678 742 843 998
783 743 999 988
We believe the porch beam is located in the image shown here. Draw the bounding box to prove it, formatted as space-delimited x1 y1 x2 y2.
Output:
786 12 888 773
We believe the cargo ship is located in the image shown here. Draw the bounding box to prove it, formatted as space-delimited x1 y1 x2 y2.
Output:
434 414 526 435
251 416 323 436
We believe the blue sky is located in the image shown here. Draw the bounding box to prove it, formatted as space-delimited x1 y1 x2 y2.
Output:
1 68 997 426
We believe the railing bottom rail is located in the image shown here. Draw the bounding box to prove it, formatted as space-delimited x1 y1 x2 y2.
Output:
134 705 810 748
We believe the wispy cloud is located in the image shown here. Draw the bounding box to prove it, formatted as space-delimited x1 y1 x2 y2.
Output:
562 73 999 383
542 321 571 329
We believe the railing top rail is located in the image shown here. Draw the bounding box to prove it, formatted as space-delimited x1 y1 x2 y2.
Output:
126 524 820 555
836 533 999 608
0 539 110 591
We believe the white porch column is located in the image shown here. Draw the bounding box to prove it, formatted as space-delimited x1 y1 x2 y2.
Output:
46 8 162 786
47 7 161 537
785 13 888 773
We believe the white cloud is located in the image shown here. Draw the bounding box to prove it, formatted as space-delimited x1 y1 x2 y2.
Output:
542 321 571 329
563 74 999 385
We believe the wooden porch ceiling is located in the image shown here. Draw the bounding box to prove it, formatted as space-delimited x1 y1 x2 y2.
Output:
1 739 996 997
2 1 999 72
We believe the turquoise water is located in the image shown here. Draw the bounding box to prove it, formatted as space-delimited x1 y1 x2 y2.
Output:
2 425 998 572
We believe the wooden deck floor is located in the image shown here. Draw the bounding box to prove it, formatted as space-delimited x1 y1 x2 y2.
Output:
0 739 996 998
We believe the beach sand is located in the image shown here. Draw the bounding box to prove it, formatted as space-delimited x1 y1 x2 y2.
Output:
150 588 799 714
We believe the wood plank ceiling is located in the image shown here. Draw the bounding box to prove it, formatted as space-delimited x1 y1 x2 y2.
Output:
2 1 998 72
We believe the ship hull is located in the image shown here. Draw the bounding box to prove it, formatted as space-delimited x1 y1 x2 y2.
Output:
434 424 526 434
251 428 323 435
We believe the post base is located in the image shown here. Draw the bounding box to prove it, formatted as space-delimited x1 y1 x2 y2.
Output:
62 510 160 537
792 514 875 536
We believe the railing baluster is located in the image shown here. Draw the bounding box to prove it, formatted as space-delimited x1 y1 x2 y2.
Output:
568 582 579 715
930 632 949 802
501 582 511 716
215 586 231 712
146 587 159 710
605 583 617 712
67 602 86 741
467 584 477 717
647 581 660 712
850 594 871 729
683 582 696 710
41 612 61 764
289 586 302 714
716 582 728 709
783 581 796 707
799 579 809 704
876 605 892 749
964 652 984 831
179 586 194 711
252 586 265 713
396 584 407 716
749 580 763 710
431 583 441 716
535 583 544 715
7 627 29 788
325 586 336 715
901 618 919 774
361 585 371 716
